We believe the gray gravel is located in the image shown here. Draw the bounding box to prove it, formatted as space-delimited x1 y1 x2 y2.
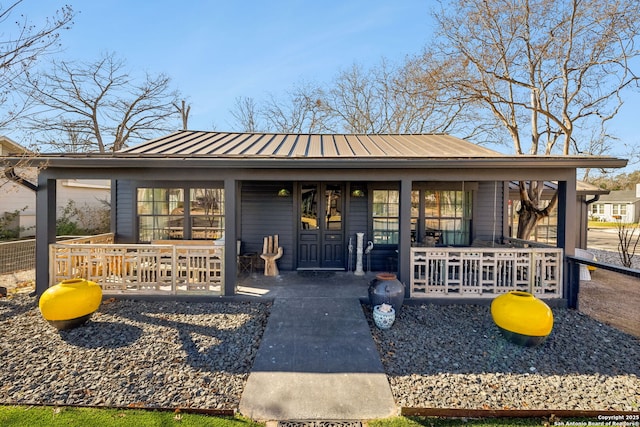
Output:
367 303 640 411
2 273 639 413
0 296 270 409
588 248 638 269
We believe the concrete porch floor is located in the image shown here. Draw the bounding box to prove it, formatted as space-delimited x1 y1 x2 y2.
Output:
235 270 379 300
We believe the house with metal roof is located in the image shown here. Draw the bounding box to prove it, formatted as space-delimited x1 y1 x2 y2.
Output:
3 130 627 305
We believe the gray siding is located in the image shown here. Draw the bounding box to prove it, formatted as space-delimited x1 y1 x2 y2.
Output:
474 181 505 242
346 189 369 272
240 181 294 270
114 180 135 243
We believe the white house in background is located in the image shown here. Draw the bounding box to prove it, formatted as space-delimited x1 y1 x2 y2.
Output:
589 183 640 223
1 136 111 237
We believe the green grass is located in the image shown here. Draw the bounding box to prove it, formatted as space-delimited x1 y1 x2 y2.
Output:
0 407 603 427
588 221 635 228
0 406 263 427
370 416 596 427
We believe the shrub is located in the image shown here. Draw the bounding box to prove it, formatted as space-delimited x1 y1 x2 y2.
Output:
56 200 110 236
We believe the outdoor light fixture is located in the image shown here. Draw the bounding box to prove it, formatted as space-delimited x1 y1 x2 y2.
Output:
277 188 291 197
351 189 366 198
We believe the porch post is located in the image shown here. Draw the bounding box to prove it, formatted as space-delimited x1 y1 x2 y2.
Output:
398 179 412 296
35 173 57 297
223 178 237 296
558 176 577 308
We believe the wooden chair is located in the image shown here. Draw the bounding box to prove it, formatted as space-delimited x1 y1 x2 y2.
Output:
260 235 283 276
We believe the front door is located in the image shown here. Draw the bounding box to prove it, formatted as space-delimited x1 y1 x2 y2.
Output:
298 183 345 269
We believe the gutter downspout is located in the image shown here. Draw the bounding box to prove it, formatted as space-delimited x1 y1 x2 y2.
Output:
585 195 600 205
4 167 38 191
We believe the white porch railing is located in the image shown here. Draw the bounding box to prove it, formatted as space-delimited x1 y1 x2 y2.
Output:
49 235 224 295
410 247 563 299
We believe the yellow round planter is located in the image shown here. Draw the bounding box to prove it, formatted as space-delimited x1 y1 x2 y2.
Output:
490 291 553 346
39 278 103 330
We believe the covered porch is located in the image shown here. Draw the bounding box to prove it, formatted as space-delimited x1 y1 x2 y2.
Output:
50 234 564 301
28 131 626 305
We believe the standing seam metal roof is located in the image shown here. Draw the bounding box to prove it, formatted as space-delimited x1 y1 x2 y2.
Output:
119 131 505 158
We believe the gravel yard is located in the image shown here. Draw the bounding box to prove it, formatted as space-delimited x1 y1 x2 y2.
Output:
0 248 638 413
0 297 270 409
366 303 640 411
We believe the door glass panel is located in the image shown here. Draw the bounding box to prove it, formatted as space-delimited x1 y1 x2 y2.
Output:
325 184 342 230
301 184 319 230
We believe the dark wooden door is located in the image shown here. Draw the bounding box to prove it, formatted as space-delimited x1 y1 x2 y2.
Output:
298 183 345 269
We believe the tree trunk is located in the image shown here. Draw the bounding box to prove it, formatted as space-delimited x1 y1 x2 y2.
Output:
516 181 559 241
517 204 541 240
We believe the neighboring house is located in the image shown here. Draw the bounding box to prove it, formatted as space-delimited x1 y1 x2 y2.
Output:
0 136 111 237
2 131 626 304
588 184 640 223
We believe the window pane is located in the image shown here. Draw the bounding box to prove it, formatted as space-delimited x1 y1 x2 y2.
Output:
137 187 225 242
372 190 399 245
422 190 472 246
325 185 342 230
190 188 225 239
373 190 388 204
301 184 319 230
137 188 184 242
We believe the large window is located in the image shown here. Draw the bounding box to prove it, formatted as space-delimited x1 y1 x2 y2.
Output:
590 204 605 215
421 190 472 245
137 187 224 242
372 190 399 244
376 187 473 246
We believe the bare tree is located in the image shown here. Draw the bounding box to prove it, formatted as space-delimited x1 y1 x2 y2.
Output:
232 59 470 135
22 52 179 153
174 99 191 130
427 0 640 239
0 1 74 129
616 220 640 268
318 60 471 134
230 96 261 132
261 83 331 133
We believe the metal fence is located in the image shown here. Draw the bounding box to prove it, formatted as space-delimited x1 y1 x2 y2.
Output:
0 236 91 275
0 238 36 274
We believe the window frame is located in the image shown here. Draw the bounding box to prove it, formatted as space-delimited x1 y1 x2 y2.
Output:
612 203 627 217
413 187 474 246
135 183 224 243
371 188 400 245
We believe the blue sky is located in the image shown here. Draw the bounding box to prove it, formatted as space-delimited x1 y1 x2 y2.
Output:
13 1 640 161
38 1 434 131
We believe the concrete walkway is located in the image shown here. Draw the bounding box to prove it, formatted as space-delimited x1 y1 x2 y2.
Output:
238 272 398 421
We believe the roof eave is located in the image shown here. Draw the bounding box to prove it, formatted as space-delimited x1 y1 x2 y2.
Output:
2 155 628 170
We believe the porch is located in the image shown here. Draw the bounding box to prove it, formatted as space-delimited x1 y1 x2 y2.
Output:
49 233 564 301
